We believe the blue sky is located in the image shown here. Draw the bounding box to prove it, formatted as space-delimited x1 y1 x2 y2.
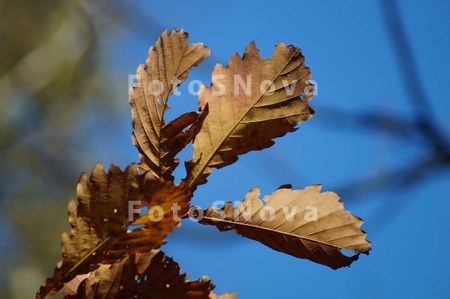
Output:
86 0 450 298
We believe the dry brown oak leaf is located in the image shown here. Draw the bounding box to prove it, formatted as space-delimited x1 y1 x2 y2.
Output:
62 250 214 299
130 28 210 181
199 185 371 269
36 163 190 299
185 41 314 191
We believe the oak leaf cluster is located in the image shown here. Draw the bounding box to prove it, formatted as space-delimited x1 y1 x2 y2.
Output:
37 29 370 299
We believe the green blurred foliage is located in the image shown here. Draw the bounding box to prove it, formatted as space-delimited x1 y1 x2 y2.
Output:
0 1 142 298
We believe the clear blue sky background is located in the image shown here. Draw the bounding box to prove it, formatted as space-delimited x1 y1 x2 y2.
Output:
84 0 450 298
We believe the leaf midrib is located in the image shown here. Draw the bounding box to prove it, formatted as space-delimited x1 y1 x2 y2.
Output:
201 215 351 251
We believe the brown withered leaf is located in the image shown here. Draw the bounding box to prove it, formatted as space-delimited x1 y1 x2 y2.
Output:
130 28 210 180
185 42 314 191
63 250 214 299
36 163 190 299
210 292 237 299
107 179 191 260
199 185 371 269
60 274 90 297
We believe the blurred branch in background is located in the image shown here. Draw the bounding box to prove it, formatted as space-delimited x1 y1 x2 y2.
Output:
348 0 449 190
311 0 450 230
